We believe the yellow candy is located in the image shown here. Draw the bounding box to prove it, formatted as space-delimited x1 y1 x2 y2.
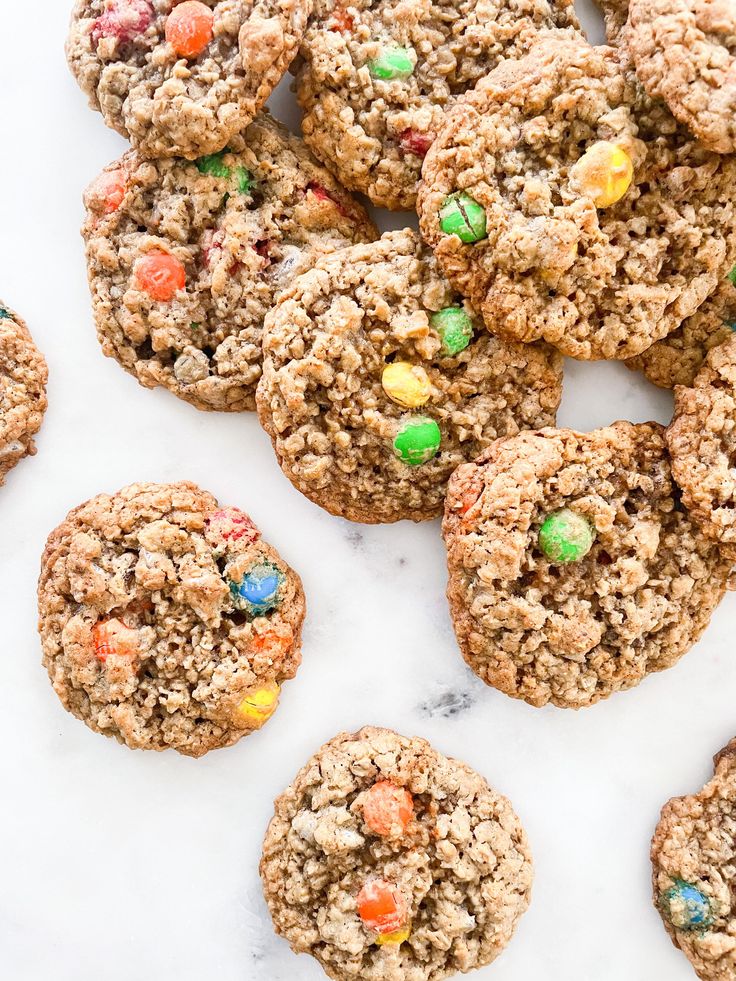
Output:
376 925 411 946
238 682 280 726
570 141 633 208
382 362 431 409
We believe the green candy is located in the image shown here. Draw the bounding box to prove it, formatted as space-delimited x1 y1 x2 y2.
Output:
431 307 474 356
196 151 231 178
393 417 441 467
235 166 253 195
369 46 414 80
729 265 736 287
539 509 595 564
439 193 487 244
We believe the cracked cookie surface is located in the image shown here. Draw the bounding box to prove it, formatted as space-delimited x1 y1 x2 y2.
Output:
261 726 533 981
0 303 48 487
38 481 305 756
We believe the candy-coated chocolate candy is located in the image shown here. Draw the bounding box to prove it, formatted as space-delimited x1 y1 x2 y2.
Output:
238 681 280 726
235 167 252 195
356 879 408 934
363 781 414 836
135 252 186 301
205 507 259 547
91 0 153 44
382 362 431 409
399 129 434 158
165 0 214 59
393 417 441 466
251 624 294 655
660 881 713 931
539 509 595 564
729 265 736 287
570 141 633 209
231 561 285 615
376 925 411 946
92 618 138 662
439 193 487 244
0 308 10 320
330 7 354 32
369 47 414 80
196 151 231 178
88 169 127 214
431 307 474 356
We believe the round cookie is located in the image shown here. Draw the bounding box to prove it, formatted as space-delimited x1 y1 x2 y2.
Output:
667 334 736 556
38 481 305 756
628 0 736 154
260 726 533 981
0 303 48 486
443 422 731 709
256 229 563 523
417 36 736 361
83 113 377 412
67 0 309 158
626 271 736 389
651 740 736 981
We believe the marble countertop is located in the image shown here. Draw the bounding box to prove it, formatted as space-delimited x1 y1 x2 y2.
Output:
1 3 732 979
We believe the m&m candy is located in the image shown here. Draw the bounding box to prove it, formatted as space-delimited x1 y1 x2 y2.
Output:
230 561 284 615
357 879 408 935
87 169 127 214
538 509 595 564
135 252 186 301
570 141 633 209
382 362 431 409
368 47 414 80
393 417 441 466
362 781 414 836
91 0 153 44
431 307 474 356
439 193 487 244
92 618 138 662
165 1 214 59
238 682 281 727
660 881 713 931
205 507 259 549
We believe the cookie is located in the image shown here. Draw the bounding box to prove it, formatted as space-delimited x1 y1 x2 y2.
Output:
667 335 736 556
295 0 581 210
628 0 736 154
260 726 533 981
256 229 563 523
67 0 309 158
596 0 630 44
651 739 736 981
38 481 305 757
83 113 376 412
0 303 48 486
417 36 736 361
442 423 731 709
627 271 736 390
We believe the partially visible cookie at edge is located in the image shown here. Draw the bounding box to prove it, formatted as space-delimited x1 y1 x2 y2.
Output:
0 302 48 485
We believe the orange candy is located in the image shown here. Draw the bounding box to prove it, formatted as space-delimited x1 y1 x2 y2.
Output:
88 169 127 214
135 252 186 301
252 624 294 656
363 781 414 836
165 1 214 59
92 619 138 662
357 880 408 935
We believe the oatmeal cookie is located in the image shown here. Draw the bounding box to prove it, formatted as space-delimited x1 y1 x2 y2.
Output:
442 423 731 709
83 113 376 412
417 36 736 361
651 739 736 981
67 0 310 158
295 0 581 210
256 229 563 523
260 726 533 981
0 303 48 486
596 0 630 44
628 0 736 154
38 481 306 756
667 334 736 556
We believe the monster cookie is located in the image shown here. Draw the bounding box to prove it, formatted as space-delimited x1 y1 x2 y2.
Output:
38 482 305 756
628 0 736 154
256 229 563 523
627 271 736 389
596 0 631 44
651 740 736 980
417 36 736 361
83 113 376 412
260 726 533 981
443 423 731 709
0 303 48 486
67 0 309 158
295 0 581 210
667 335 736 556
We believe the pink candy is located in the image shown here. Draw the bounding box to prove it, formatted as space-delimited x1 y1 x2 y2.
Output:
205 508 260 547
91 0 153 45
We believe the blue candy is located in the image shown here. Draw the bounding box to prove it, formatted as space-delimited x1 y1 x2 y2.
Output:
230 562 284 616
660 881 713 931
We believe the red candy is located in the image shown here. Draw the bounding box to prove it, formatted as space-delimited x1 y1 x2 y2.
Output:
205 507 259 545
91 0 153 44
92 619 138 662
329 7 354 32
399 129 434 158
306 182 348 217
363 782 414 837
135 252 186 301
165 1 214 59
357 880 408 934
87 169 127 214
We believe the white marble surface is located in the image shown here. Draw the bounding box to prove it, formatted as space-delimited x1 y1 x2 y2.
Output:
0 2 733 979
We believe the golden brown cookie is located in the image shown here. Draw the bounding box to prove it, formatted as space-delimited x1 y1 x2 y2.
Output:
0 302 48 485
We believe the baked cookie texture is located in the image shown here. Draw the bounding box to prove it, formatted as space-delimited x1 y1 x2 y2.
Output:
628 0 736 154
256 229 563 523
626 274 736 390
652 739 736 981
38 481 305 757
417 36 736 361
295 0 581 210
67 0 309 158
82 113 376 412
261 726 533 981
668 335 736 556
442 423 731 709
0 303 48 486
596 0 630 44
